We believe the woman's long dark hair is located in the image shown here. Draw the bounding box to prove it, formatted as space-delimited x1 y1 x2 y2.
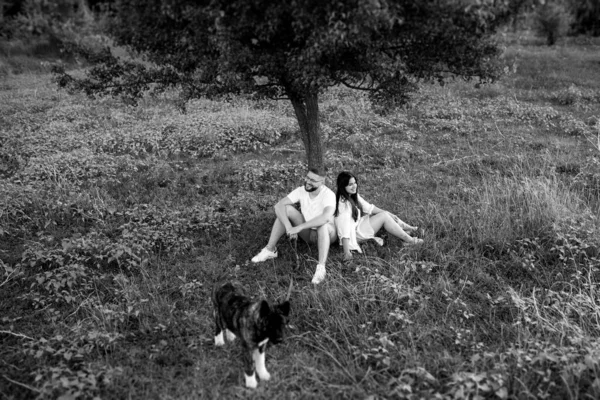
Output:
334 171 363 221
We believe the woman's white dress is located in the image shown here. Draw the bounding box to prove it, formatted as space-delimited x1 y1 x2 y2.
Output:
335 195 384 253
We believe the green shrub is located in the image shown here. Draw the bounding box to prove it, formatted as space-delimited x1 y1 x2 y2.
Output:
554 84 583 105
22 332 123 399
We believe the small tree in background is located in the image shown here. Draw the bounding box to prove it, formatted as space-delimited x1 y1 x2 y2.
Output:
534 0 573 45
569 0 600 36
53 0 505 171
503 0 538 31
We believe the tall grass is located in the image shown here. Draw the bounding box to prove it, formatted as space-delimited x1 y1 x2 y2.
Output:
474 175 585 244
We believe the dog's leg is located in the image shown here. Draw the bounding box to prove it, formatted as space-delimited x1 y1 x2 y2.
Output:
242 345 257 388
214 331 225 346
254 344 271 381
214 310 225 346
225 329 236 342
244 371 258 388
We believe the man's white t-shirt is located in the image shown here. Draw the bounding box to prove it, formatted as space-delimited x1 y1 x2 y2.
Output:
287 186 336 223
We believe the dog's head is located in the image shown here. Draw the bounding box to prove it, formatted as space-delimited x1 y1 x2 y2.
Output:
258 300 290 345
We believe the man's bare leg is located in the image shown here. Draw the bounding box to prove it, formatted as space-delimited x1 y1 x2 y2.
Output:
309 224 336 284
265 206 305 251
316 224 336 266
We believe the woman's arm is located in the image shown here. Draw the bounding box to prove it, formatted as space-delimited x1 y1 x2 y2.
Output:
370 205 396 220
341 238 353 260
370 205 386 215
335 201 356 259
335 201 355 237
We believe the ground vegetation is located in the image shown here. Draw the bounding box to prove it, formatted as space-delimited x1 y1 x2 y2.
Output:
1 18 600 400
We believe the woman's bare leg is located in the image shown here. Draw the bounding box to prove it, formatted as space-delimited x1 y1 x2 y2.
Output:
393 215 418 232
368 213 417 243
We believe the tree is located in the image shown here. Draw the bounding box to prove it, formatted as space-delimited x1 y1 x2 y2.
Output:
504 0 537 31
534 1 573 45
569 0 600 36
54 0 504 171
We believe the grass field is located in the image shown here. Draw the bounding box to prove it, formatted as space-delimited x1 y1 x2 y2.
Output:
1 33 600 399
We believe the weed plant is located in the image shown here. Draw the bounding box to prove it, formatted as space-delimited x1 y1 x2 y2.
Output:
1 34 600 399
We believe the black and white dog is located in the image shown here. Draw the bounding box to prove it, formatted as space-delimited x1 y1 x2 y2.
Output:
212 281 291 388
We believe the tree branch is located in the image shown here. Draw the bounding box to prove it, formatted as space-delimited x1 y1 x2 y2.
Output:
339 79 376 92
0 330 34 340
1 375 41 393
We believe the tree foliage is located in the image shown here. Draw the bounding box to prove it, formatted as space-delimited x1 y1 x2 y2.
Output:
569 0 600 36
500 0 537 31
53 0 505 170
0 0 92 39
534 1 573 45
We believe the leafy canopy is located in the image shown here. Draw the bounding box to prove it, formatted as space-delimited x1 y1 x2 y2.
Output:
56 0 504 108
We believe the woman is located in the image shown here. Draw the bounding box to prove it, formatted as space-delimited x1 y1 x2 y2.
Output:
334 171 423 261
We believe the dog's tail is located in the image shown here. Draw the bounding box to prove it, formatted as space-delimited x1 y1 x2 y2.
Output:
210 269 235 302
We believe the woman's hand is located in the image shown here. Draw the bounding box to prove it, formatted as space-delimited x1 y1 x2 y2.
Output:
343 252 353 262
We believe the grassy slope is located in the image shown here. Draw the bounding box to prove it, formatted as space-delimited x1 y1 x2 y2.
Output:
1 34 600 399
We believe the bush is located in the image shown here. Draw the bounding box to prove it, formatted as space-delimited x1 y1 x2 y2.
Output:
534 2 574 45
1 0 93 39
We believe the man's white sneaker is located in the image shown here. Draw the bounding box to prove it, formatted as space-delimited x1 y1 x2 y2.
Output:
251 248 278 263
311 264 326 284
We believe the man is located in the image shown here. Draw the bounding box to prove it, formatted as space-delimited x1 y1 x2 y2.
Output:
251 168 337 284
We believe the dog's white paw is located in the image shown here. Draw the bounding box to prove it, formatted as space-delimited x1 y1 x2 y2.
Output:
245 372 258 388
257 369 271 381
214 332 225 346
225 329 236 342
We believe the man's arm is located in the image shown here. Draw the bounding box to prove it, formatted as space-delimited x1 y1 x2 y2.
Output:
274 196 296 233
288 205 335 234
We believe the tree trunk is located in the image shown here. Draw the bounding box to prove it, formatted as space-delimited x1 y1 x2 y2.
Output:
289 92 324 171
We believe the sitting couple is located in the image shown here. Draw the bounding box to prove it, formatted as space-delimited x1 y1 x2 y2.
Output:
251 168 423 284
